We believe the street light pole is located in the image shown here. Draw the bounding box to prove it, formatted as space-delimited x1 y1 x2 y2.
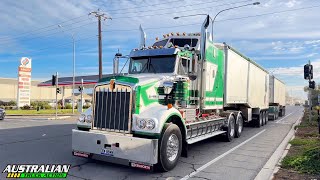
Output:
58 25 76 114
173 2 260 41
211 2 260 40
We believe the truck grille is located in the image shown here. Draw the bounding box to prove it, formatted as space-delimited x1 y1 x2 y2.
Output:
93 83 132 133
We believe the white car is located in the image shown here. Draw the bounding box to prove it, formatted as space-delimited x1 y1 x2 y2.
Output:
76 107 92 131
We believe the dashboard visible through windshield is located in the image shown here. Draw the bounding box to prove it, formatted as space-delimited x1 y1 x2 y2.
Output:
129 56 176 74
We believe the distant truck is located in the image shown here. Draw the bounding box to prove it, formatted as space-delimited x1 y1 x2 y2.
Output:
72 16 286 171
269 75 286 120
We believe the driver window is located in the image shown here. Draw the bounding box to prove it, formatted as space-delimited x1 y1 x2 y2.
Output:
178 58 189 75
131 62 142 72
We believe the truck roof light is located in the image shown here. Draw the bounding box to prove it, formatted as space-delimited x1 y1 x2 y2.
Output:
148 46 152 49
159 46 163 48
163 34 166 38
167 103 173 109
155 37 159 41
176 32 180 36
166 34 170 37
171 32 174 36
183 32 186 36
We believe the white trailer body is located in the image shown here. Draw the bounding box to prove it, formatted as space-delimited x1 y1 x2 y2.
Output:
269 76 286 106
215 43 269 122
269 75 286 119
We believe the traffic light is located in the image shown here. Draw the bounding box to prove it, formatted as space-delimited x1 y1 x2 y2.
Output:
52 75 56 86
78 86 83 92
56 87 61 94
309 81 315 89
304 64 313 80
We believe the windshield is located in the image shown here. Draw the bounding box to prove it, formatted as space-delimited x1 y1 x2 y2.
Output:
153 39 168 47
129 56 176 74
170 38 198 47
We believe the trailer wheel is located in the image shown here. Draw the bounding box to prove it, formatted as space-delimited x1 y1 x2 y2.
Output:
223 115 235 142
264 111 268 125
235 114 243 138
256 112 263 128
156 123 182 172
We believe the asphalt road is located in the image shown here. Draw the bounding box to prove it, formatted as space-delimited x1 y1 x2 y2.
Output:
0 106 303 180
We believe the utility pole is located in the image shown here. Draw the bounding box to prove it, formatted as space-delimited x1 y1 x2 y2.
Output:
89 10 112 79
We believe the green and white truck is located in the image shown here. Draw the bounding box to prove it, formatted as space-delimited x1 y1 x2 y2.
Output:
72 16 285 171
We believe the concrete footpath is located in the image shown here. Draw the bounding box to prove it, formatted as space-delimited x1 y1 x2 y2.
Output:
254 109 303 180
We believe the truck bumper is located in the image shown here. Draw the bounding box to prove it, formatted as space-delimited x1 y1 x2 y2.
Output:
72 129 158 165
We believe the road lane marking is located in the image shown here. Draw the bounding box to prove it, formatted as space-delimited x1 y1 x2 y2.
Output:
275 113 293 123
180 129 266 180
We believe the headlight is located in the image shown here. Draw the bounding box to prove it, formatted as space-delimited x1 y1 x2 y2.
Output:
79 114 86 122
146 119 155 130
86 115 92 123
136 119 146 129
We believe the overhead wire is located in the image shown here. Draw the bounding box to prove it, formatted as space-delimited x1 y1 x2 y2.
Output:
0 14 89 41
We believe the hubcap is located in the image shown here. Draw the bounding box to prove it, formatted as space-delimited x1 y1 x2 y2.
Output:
230 119 235 137
260 115 263 125
166 134 179 162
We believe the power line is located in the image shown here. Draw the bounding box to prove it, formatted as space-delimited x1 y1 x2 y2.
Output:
0 21 96 46
0 14 89 41
0 18 94 44
102 4 320 33
4 35 97 57
110 0 250 16
111 1 254 19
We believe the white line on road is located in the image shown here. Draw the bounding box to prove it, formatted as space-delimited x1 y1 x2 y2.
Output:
275 113 293 123
180 129 266 180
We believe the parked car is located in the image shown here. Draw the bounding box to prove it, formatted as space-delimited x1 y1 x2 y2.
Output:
0 108 5 120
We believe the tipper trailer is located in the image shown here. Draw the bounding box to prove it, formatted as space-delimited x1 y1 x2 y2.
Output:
269 75 286 120
72 16 285 171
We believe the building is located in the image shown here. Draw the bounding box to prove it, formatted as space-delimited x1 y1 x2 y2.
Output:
0 77 72 102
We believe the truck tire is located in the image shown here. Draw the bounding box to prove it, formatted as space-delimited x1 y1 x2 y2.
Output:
263 111 268 125
156 123 182 172
235 114 243 138
256 112 263 128
262 112 265 126
223 115 235 142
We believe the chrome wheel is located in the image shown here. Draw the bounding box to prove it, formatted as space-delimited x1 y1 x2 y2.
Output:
238 117 243 134
166 134 179 162
230 118 235 137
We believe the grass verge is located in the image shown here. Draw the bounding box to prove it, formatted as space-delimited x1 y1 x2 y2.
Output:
274 109 320 179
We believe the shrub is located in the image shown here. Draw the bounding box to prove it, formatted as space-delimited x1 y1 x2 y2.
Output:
8 100 16 106
65 104 72 109
83 104 91 109
43 104 52 110
22 105 30 110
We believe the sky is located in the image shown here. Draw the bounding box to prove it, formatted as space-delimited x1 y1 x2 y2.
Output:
0 0 319 100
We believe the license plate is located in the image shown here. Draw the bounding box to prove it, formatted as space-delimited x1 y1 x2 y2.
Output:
101 149 114 156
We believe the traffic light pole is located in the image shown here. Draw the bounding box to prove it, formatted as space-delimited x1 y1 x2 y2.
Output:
55 72 58 121
309 60 312 122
